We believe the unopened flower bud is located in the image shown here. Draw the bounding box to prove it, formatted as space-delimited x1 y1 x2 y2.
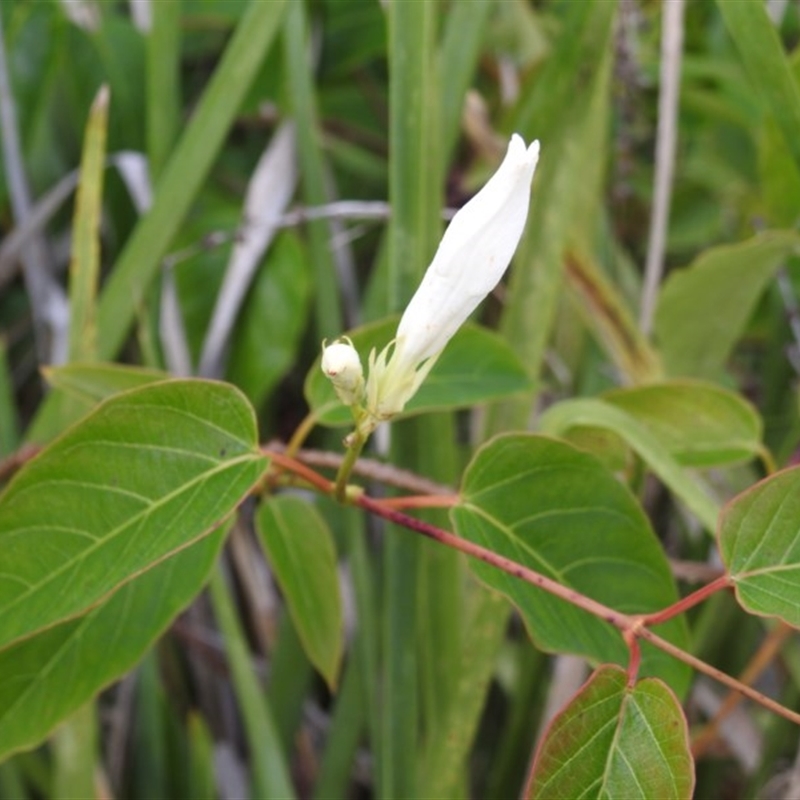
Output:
321 337 365 406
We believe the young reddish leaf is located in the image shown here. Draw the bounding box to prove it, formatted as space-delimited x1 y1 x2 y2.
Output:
528 665 694 800
719 466 800 627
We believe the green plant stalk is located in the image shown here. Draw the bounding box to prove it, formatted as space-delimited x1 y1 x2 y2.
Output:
282 1 342 338
434 8 618 790
0 339 19 457
333 430 366 503
381 2 440 796
717 0 800 173
130 650 169 800
52 702 97 800
313 647 367 800
438 0 494 163
209 565 296 800
96 0 287 360
146 0 181 182
68 85 108 364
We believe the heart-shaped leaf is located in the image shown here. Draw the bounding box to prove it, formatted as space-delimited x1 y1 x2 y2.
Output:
0 379 267 651
304 317 531 426
719 466 800 627
528 665 694 799
452 434 691 693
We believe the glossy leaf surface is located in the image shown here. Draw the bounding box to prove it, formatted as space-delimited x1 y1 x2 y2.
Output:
528 665 694 800
452 435 690 692
720 466 800 627
256 496 343 689
305 317 531 426
0 379 267 650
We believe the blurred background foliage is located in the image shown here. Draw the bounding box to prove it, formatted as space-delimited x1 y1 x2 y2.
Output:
2 0 800 797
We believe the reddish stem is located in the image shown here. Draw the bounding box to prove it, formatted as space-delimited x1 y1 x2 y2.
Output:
640 574 732 626
377 494 458 510
261 450 800 728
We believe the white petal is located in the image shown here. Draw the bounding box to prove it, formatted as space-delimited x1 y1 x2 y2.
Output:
396 134 539 367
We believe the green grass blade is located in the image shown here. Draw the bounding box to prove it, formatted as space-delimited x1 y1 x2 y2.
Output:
68 85 108 363
381 3 440 797
209 566 296 800
282 1 342 337
717 0 800 172
438 0 494 161
146 0 181 180
96 0 287 360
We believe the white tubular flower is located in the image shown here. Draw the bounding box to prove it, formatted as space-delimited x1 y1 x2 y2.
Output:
321 337 365 406
360 133 540 432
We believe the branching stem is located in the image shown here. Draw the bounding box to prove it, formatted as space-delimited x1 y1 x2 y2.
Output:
261 448 800 727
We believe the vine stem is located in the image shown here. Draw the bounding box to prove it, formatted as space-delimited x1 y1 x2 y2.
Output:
261 448 800 727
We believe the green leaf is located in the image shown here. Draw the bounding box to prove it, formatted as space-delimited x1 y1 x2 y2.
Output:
209 567 296 800
0 528 225 760
304 318 532 427
719 466 800 628
96 0 287 360
717 0 800 173
452 435 691 693
564 249 663 385
527 665 694 800
602 381 763 468
256 496 343 689
654 231 800 378
67 85 108 363
0 380 267 651
226 233 311 408
43 363 169 404
539 398 720 531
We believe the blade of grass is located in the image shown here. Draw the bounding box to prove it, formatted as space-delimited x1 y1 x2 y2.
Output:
438 0 494 162
0 339 19 457
717 0 800 173
146 0 181 181
382 3 440 797
209 564 296 800
437 7 617 792
96 0 287 360
313 651 366 800
52 703 97 800
282 0 342 338
496 2 616 427
67 84 108 363
130 651 169 800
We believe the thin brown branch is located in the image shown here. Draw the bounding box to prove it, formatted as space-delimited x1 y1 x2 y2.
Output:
266 440 455 496
692 622 796 757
